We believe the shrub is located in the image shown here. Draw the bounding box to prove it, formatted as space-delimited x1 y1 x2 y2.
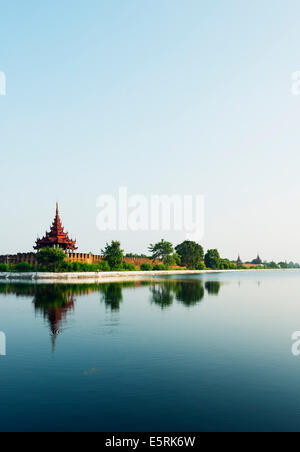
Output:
68 261 81 272
36 247 67 272
0 263 10 272
78 262 92 272
153 264 169 271
98 261 111 272
163 255 178 267
140 263 153 271
13 262 35 272
197 262 206 270
122 262 137 271
37 265 48 272
66 262 91 272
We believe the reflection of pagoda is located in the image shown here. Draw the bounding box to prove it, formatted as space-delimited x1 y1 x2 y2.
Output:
0 283 100 351
46 295 75 352
32 285 76 352
34 203 77 251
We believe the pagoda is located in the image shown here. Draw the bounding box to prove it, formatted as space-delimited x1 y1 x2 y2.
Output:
34 203 77 252
237 254 243 265
252 254 262 265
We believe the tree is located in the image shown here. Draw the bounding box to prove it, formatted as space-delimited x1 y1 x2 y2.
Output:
102 241 123 270
148 239 174 263
205 249 221 270
163 253 181 267
36 247 66 272
220 258 236 270
0 263 9 272
175 241 204 269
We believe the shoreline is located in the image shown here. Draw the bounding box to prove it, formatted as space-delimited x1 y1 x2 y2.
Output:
0 268 288 284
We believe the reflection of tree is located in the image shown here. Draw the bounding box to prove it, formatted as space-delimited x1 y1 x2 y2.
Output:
205 281 221 296
99 281 144 312
150 282 174 309
0 278 223 349
148 280 208 308
174 280 205 306
99 283 123 312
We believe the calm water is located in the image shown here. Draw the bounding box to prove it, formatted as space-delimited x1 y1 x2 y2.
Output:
1 271 300 432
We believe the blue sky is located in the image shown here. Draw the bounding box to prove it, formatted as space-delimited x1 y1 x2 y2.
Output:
1 0 300 261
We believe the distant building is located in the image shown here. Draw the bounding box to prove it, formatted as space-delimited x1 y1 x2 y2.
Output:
236 255 243 265
252 254 262 265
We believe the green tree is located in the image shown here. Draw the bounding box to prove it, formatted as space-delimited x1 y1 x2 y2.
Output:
148 239 174 263
102 241 123 270
220 258 236 270
36 247 67 272
205 249 221 270
0 263 10 272
175 241 204 269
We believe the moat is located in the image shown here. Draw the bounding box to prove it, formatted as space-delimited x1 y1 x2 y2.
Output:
1 271 300 432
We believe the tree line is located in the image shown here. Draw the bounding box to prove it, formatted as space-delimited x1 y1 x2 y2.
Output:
0 239 298 273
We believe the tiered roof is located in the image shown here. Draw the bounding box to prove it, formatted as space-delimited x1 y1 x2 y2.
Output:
34 203 77 251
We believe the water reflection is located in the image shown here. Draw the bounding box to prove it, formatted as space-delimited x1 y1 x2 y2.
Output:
99 282 140 311
205 281 221 296
150 281 174 309
0 283 100 351
0 279 225 349
174 280 205 306
100 283 124 312
33 285 75 351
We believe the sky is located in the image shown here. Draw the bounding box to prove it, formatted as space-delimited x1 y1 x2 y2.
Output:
1 0 300 262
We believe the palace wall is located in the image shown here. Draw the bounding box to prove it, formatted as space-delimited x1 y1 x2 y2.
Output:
0 253 261 269
0 253 161 267
0 253 38 266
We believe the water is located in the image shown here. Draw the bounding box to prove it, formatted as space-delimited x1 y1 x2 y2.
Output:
0 270 300 432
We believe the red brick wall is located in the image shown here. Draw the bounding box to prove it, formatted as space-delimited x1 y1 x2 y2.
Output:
0 253 162 268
